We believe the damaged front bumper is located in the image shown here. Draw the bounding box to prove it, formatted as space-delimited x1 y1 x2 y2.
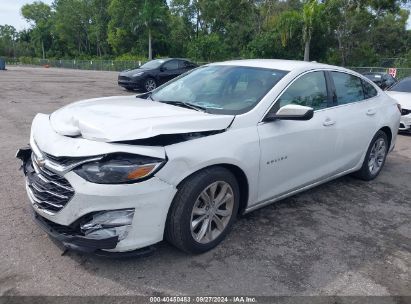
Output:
17 141 177 255
32 208 120 252
17 148 135 253
30 207 155 257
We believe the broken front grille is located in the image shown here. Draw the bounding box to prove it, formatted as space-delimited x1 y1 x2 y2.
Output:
26 153 74 213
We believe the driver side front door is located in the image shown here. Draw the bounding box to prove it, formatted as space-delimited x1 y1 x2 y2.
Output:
158 60 181 84
256 70 340 205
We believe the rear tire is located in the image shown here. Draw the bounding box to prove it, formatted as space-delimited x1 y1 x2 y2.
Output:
353 130 388 181
165 167 240 254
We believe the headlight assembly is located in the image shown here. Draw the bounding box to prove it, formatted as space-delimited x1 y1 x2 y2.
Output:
73 153 165 184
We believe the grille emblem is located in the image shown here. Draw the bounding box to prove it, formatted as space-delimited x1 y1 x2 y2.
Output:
34 155 46 168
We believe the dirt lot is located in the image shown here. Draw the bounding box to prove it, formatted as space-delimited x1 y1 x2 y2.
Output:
0 66 410 296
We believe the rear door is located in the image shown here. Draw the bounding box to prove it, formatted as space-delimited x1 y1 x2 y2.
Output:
327 71 380 171
257 70 340 203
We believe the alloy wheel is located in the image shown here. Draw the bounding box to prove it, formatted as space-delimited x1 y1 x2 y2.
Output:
190 181 234 244
145 79 156 91
368 138 386 175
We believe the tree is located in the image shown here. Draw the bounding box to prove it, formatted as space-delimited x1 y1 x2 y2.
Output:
0 25 18 57
276 11 302 48
108 0 141 55
21 1 52 59
133 0 168 60
0 0 408 67
302 0 324 61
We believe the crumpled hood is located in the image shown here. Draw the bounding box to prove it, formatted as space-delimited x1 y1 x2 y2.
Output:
386 91 411 109
50 95 234 142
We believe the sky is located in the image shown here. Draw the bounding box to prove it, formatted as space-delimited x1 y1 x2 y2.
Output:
0 0 410 31
0 0 53 30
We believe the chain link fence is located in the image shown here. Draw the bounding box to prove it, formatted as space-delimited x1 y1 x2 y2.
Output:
6 58 145 71
350 67 411 79
4 58 210 71
4 58 411 78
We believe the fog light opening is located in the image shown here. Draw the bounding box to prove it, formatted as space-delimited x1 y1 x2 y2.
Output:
80 209 135 241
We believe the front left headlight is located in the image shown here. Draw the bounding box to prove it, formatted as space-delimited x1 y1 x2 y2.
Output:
73 153 165 184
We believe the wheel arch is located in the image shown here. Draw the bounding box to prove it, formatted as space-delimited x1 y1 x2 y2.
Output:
379 126 393 149
174 163 250 215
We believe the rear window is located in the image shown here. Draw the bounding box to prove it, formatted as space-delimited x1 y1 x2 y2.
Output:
362 80 378 99
331 72 364 105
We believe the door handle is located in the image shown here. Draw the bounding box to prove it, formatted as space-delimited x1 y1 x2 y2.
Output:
323 118 335 126
366 109 376 116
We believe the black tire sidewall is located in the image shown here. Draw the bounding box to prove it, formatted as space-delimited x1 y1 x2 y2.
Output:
171 168 240 253
362 131 388 179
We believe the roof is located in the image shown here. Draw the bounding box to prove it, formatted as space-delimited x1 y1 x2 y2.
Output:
210 59 335 72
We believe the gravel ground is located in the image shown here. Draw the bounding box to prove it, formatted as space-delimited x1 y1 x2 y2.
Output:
0 66 410 296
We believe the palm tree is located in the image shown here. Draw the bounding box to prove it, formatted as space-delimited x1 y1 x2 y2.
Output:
302 0 323 61
276 0 324 61
133 0 167 60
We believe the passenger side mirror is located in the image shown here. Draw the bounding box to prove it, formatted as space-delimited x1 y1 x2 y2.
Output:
265 104 314 121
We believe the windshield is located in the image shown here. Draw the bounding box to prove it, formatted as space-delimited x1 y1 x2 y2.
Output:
140 59 166 69
388 78 411 93
150 65 288 114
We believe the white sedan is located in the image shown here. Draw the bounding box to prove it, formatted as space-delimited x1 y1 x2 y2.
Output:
17 60 401 255
386 77 411 132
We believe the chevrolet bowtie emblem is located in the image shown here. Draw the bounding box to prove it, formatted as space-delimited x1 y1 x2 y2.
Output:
34 155 46 168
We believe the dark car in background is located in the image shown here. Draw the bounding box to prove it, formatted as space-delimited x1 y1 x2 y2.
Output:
118 58 198 92
362 72 397 90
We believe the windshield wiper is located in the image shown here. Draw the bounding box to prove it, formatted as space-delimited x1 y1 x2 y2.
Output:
158 100 207 112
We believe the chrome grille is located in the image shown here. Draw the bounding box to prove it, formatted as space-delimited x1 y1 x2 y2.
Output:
43 152 91 167
26 153 74 213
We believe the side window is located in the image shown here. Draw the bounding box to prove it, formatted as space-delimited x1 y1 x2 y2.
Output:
331 72 364 104
362 79 378 99
163 60 179 70
277 71 328 111
179 60 195 69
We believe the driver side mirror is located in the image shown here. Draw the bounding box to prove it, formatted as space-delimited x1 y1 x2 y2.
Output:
160 66 167 72
265 104 314 122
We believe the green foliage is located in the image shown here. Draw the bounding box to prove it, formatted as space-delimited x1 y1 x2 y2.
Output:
21 1 53 58
115 53 147 61
0 0 409 67
187 33 230 61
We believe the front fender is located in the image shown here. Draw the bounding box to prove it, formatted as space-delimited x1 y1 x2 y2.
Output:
156 127 260 206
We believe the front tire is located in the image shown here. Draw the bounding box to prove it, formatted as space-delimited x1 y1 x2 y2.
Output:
353 130 388 181
144 78 157 92
165 167 240 254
